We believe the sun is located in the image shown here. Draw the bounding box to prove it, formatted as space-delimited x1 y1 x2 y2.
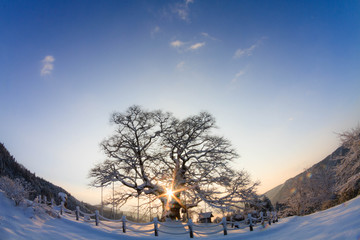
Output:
166 188 174 198
156 173 192 212
158 186 186 211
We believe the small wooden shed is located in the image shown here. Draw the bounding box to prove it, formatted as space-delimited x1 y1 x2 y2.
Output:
198 212 214 223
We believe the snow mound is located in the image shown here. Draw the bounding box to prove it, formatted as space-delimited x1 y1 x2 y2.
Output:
0 191 359 239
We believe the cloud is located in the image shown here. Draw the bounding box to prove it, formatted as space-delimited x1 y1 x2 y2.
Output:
233 44 258 59
189 42 205 50
231 69 246 83
41 55 55 76
170 40 185 48
201 32 219 41
172 0 194 22
233 38 266 59
151 26 160 38
170 39 205 53
176 61 185 71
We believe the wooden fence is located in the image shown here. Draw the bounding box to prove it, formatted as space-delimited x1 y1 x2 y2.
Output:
35 195 278 238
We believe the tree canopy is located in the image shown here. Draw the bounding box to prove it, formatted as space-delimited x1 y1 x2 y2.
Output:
90 106 258 219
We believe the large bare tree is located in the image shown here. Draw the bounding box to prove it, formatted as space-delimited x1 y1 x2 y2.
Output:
90 106 258 220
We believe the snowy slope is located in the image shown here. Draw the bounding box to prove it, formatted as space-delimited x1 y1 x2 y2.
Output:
264 146 347 205
0 191 359 240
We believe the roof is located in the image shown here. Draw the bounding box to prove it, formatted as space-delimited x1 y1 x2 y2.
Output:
198 212 214 219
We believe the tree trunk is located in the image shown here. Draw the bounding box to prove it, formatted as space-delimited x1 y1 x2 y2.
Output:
168 168 186 220
169 205 181 220
164 192 182 220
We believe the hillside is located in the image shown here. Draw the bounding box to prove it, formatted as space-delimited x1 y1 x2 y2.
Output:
0 142 93 211
0 189 359 239
265 144 359 213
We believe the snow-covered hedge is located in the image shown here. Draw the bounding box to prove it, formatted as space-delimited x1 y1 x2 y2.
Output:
0 176 28 206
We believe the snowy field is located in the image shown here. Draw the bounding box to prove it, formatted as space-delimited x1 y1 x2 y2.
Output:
0 191 359 240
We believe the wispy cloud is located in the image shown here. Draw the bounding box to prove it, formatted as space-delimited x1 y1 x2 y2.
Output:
233 44 257 59
201 32 219 41
176 61 185 71
172 0 194 22
231 69 246 83
170 40 185 48
189 42 205 50
170 39 206 52
233 38 266 59
151 26 160 38
41 55 55 76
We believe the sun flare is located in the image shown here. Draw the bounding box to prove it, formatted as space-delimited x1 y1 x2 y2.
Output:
166 188 174 197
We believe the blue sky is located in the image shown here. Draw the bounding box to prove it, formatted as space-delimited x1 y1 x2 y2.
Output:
1 0 360 204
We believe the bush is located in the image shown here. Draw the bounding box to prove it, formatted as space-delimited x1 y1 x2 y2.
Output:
321 199 338 210
0 176 28 206
338 187 360 204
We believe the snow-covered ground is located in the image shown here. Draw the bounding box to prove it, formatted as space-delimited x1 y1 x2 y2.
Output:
0 191 359 240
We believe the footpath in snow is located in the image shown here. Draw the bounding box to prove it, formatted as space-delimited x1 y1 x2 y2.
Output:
0 191 359 240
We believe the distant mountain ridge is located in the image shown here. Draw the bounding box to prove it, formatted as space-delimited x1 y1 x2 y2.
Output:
264 144 359 209
0 142 93 211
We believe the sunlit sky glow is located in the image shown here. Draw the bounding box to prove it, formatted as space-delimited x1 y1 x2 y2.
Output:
1 0 359 205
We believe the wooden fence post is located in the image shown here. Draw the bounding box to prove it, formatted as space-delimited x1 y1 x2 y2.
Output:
222 217 228 235
95 210 99 226
76 206 80 221
60 201 64 215
122 215 127 233
188 219 194 238
153 217 158 236
260 212 265 227
248 213 253 231
272 211 276 223
267 211 271 225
